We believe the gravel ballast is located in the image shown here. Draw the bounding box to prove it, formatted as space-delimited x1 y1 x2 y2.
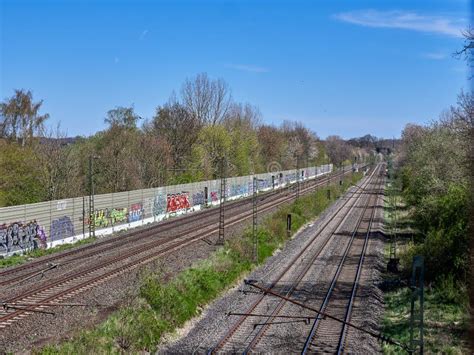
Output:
160 168 387 354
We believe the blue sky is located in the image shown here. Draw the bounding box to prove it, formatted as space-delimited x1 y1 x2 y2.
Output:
0 0 471 139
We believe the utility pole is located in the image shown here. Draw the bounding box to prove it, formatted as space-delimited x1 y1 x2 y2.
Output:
216 157 226 245
295 155 300 200
409 256 425 354
253 177 258 263
88 155 100 238
326 155 331 200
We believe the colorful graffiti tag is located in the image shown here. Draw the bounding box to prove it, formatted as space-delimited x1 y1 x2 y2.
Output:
229 184 249 198
152 193 167 216
50 216 75 241
128 203 144 222
210 191 219 202
92 208 128 228
166 192 191 213
192 191 205 206
257 179 271 190
0 221 47 253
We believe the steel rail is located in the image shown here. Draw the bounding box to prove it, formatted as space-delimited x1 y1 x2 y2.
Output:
301 171 382 353
242 168 381 354
335 171 383 354
208 165 378 353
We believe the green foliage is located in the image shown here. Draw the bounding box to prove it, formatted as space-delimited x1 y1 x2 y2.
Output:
433 274 469 305
398 102 471 283
382 285 469 354
193 124 233 176
0 142 46 205
400 181 469 282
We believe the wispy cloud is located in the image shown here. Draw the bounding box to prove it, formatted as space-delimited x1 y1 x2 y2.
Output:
422 52 447 60
139 29 149 40
333 10 465 38
114 57 120 64
226 63 269 73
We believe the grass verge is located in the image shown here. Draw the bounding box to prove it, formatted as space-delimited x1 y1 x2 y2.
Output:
382 283 469 354
0 237 97 269
37 172 363 354
382 176 469 354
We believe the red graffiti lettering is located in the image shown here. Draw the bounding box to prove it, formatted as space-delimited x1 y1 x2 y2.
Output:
166 193 190 213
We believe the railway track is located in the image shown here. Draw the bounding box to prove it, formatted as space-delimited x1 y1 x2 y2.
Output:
301 168 383 354
0 167 362 329
0 168 353 288
208 164 382 353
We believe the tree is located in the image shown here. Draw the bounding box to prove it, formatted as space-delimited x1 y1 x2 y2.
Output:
134 131 173 187
36 125 82 200
325 135 351 167
258 124 287 170
398 95 472 282
105 106 141 130
192 125 232 178
224 103 261 174
0 89 49 145
181 73 232 126
151 101 202 170
0 141 46 206
454 27 474 78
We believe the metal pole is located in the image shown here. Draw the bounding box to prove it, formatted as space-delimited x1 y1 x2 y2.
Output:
327 156 331 200
217 157 226 245
82 196 85 238
89 155 99 238
88 156 93 238
296 155 300 200
409 256 425 354
253 177 258 263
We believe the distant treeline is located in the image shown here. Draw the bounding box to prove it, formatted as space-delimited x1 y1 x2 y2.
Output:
0 73 378 207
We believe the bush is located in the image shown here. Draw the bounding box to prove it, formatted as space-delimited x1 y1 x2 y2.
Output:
433 274 468 305
414 184 469 281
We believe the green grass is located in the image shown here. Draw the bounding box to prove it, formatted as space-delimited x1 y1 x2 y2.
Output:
37 172 363 354
382 175 469 354
382 285 469 354
0 237 97 269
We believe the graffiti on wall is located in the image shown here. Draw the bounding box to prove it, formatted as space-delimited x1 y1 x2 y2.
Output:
249 181 255 194
152 191 167 216
229 184 248 198
56 200 67 210
285 173 297 183
258 179 271 190
210 191 219 202
166 192 191 213
50 216 75 241
128 203 144 222
92 208 128 228
192 191 205 206
0 221 47 253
